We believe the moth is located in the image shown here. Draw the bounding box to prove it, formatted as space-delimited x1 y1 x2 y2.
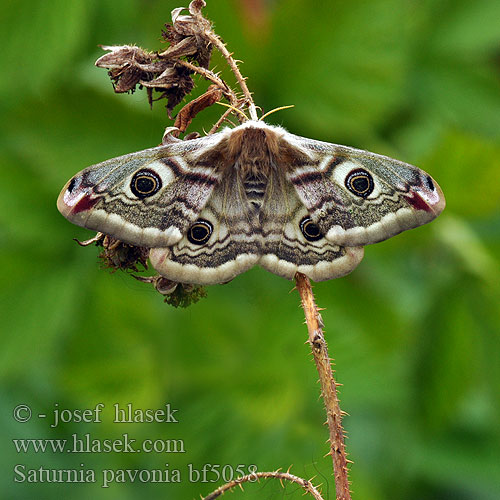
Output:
57 121 445 285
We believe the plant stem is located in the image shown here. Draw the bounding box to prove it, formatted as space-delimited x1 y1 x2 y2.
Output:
202 470 324 500
208 106 237 134
172 59 237 103
204 31 258 120
295 273 352 500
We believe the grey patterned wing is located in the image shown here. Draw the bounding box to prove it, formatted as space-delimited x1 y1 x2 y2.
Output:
149 168 260 285
57 137 223 248
284 134 446 246
258 169 364 282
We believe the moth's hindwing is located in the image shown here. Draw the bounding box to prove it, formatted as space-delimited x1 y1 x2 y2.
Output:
149 168 260 285
258 168 364 282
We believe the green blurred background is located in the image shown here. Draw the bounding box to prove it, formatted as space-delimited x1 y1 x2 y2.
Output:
1 0 499 498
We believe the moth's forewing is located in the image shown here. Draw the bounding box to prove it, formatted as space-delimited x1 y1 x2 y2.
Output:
285 133 445 246
57 143 221 248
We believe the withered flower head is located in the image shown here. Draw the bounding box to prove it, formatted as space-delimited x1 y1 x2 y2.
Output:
96 0 213 114
97 236 149 272
162 0 212 69
141 65 195 117
133 275 207 307
95 45 158 93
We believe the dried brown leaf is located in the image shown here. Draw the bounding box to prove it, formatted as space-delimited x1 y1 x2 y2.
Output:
174 85 223 132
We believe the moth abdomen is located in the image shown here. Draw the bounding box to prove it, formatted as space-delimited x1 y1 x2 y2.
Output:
243 174 267 209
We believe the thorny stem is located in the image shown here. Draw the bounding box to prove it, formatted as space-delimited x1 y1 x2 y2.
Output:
203 30 258 121
175 5 350 498
158 13 258 121
169 58 241 110
202 471 324 500
170 59 228 93
208 106 237 134
295 273 352 500
97 1 352 496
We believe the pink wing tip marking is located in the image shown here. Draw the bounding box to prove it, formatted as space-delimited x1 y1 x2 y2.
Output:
72 194 99 214
404 191 432 212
